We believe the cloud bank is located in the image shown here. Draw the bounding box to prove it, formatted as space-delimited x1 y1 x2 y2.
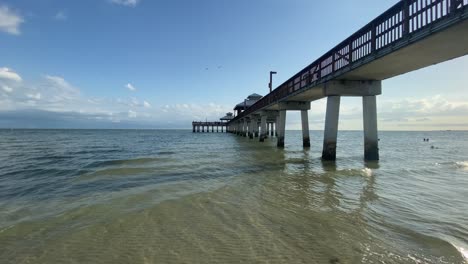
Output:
0 67 230 128
1 67 467 130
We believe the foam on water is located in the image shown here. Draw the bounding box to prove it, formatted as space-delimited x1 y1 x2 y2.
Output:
456 161 468 170
361 168 373 177
455 245 468 262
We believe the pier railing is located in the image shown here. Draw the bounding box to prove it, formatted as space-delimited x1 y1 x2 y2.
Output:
230 0 467 123
192 121 227 126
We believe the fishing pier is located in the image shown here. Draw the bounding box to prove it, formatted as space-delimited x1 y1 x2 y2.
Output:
196 0 468 161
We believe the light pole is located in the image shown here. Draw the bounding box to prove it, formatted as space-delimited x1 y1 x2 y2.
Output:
269 71 277 93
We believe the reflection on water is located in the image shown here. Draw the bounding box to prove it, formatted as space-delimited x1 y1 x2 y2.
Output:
0 130 467 263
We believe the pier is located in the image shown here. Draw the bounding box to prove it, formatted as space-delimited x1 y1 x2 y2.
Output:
192 113 233 133
193 0 468 161
220 0 468 161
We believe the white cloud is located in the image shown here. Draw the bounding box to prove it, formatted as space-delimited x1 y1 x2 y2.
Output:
0 67 22 82
143 101 151 108
128 110 137 118
0 5 24 35
126 83 136 91
109 0 140 7
54 11 67 21
26 92 41 100
1 85 13 93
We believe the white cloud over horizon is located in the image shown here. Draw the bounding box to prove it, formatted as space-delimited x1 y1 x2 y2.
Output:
0 67 22 82
1 67 467 130
0 67 230 128
0 5 24 35
109 0 140 7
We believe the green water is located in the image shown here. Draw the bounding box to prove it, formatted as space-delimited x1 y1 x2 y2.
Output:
0 129 467 263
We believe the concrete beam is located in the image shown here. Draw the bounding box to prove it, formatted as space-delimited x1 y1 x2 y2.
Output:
324 80 381 97
259 110 279 119
278 101 311 111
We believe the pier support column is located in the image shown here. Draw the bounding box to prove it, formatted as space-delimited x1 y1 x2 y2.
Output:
256 123 259 137
260 115 267 142
322 96 341 160
266 123 270 139
301 110 311 148
277 110 286 148
193 125 195 133
249 120 254 139
253 118 259 138
271 123 274 137
275 116 279 137
242 119 248 137
363 96 379 161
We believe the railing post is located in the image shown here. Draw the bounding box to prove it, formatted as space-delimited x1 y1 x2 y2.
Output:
331 52 336 73
403 0 410 36
371 23 377 53
450 0 461 13
349 41 353 64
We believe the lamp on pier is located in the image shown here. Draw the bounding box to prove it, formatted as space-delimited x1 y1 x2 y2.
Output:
269 71 277 93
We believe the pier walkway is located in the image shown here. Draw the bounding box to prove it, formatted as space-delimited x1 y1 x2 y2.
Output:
225 0 468 161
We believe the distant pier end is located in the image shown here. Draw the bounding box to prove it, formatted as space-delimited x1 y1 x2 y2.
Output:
192 113 233 133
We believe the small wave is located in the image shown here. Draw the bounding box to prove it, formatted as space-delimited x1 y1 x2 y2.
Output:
85 157 165 168
454 244 468 261
361 168 373 177
455 161 468 170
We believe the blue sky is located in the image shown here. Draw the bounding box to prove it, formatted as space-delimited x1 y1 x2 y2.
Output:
1 0 467 129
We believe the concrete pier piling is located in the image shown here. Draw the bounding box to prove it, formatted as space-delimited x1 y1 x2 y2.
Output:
242 118 248 137
301 110 311 148
363 96 379 161
277 110 286 148
266 123 270 139
260 115 267 142
275 116 280 137
192 120 230 134
249 119 254 139
322 96 341 160
253 117 259 138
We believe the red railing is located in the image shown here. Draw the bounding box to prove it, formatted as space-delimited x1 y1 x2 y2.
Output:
230 0 467 123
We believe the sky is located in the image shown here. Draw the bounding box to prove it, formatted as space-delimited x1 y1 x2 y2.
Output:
0 0 467 130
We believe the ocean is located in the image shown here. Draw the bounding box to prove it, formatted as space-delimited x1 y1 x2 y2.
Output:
0 129 467 263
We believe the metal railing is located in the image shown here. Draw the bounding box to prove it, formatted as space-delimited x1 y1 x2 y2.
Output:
192 121 227 126
230 0 467 123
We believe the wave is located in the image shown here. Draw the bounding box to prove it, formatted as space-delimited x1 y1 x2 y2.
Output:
451 242 468 262
84 157 169 168
361 168 373 177
455 161 468 170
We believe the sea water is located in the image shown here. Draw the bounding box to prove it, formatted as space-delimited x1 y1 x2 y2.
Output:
0 129 467 263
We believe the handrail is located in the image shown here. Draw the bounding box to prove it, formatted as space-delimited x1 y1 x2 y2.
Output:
229 0 467 124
